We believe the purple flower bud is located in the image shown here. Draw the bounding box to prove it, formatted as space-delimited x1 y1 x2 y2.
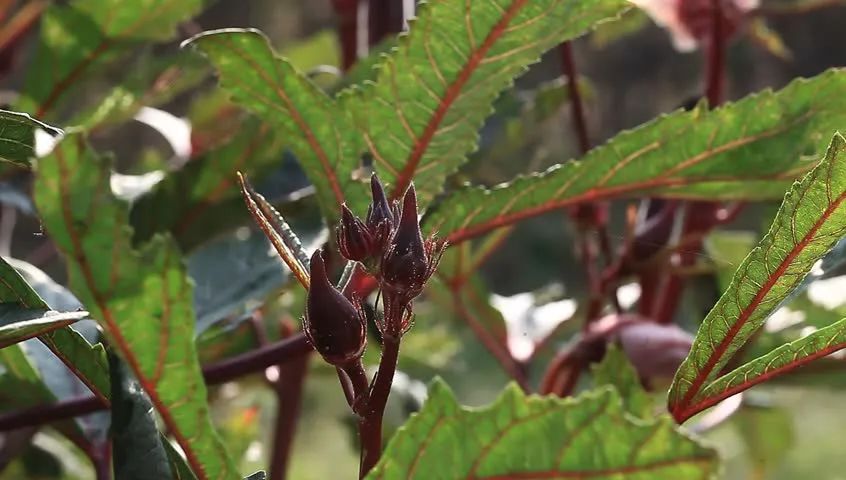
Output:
304 250 367 366
366 174 395 248
337 204 375 262
380 187 445 332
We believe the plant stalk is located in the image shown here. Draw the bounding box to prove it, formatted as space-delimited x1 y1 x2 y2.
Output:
358 334 400 478
269 354 310 480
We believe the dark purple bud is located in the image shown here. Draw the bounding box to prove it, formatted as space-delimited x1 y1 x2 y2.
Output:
337 204 375 262
366 174 395 247
304 250 367 366
382 186 427 288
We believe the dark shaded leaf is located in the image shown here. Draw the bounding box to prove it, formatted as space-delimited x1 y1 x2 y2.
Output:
109 353 175 480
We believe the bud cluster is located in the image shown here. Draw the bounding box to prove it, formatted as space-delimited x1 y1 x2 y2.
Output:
337 175 446 336
302 175 445 365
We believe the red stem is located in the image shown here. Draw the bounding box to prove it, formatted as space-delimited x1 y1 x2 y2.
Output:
331 0 359 70
269 354 310 480
648 0 727 324
358 334 400 478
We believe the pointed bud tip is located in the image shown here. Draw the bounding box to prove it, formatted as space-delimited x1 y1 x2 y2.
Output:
399 185 419 226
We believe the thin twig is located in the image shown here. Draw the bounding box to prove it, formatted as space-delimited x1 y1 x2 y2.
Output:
0 334 314 431
269 354 309 480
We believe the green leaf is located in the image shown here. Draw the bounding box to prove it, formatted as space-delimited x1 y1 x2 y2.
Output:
34 135 238 480
696 312 846 414
0 110 61 168
0 256 109 402
109 352 178 480
350 0 628 207
17 0 203 119
426 69 846 243
669 133 846 423
129 118 286 250
0 305 87 349
592 345 652 419
365 380 717 479
69 50 209 131
184 29 368 221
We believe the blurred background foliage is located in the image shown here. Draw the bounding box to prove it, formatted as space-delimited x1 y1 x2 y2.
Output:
0 0 845 478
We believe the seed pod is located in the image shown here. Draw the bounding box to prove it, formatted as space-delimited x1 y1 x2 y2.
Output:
337 204 375 262
304 249 367 366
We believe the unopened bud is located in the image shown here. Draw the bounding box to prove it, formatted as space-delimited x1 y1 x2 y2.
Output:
337 204 375 262
366 174 395 249
381 186 445 307
304 250 367 366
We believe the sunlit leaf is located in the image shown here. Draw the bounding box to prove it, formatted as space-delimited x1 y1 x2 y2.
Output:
349 0 628 207
184 29 368 222
426 69 846 243
34 135 238 479
669 133 846 423
365 380 717 479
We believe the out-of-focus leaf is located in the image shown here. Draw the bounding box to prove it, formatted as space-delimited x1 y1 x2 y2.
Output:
0 306 86 349
16 0 203 119
703 230 758 292
184 29 368 222
669 133 846 423
747 18 792 61
130 118 286 250
109 353 178 480
365 380 717 479
349 0 628 209
592 344 651 419
0 110 61 168
34 135 238 479
426 69 846 244
733 404 793 471
591 7 649 47
69 51 209 131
